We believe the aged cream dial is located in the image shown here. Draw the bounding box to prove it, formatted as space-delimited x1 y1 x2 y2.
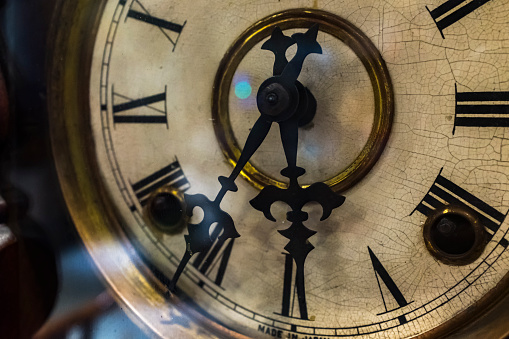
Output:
50 0 509 338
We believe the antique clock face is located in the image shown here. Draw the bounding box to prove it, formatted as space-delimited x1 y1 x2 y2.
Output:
50 0 509 338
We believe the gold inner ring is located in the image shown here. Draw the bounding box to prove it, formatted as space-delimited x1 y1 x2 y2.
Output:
212 8 394 192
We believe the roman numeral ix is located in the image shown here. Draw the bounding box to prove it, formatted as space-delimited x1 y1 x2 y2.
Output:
111 87 168 126
130 159 190 210
427 0 492 38
412 169 507 242
454 85 509 134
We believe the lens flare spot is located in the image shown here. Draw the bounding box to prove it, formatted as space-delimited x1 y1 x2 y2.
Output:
235 81 252 99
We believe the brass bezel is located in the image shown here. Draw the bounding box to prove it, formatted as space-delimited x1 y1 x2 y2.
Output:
423 205 486 266
47 1 509 338
212 9 394 192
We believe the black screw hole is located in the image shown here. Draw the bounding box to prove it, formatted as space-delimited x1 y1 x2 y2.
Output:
149 192 184 230
430 214 476 255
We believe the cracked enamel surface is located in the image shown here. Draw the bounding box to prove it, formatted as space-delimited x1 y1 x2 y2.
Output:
88 0 509 338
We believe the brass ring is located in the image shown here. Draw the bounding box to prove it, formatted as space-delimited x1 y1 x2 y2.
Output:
212 8 394 192
423 205 487 266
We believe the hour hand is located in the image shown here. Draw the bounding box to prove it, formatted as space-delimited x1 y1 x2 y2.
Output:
168 193 239 292
225 116 272 184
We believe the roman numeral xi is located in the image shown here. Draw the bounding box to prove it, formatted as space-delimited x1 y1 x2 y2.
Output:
454 86 509 134
427 0 492 38
413 169 507 244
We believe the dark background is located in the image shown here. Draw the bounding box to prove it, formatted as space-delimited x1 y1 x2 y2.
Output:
0 0 148 337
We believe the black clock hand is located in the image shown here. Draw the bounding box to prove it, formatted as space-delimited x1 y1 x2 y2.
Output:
261 26 295 76
279 24 322 85
169 117 271 292
250 24 345 320
260 24 320 126
170 25 323 294
220 117 272 188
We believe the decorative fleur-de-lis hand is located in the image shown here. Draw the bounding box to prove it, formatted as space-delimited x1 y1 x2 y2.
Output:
252 24 345 320
169 24 344 301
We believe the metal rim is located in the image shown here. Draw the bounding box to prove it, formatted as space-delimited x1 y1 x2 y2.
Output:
423 205 486 266
212 9 394 192
47 2 509 338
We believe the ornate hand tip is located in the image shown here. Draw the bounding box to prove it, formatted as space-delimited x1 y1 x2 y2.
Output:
319 194 345 220
262 26 295 53
302 182 345 221
307 23 320 38
292 24 322 55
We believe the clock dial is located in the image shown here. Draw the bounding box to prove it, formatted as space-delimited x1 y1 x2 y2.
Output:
51 0 509 338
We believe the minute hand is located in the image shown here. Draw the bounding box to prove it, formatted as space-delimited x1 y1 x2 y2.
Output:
278 24 322 85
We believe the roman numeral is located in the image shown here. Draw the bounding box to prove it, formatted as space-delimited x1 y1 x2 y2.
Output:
281 253 295 317
427 0 492 38
112 87 168 126
413 169 507 239
125 0 186 51
454 85 509 134
130 159 190 209
276 253 308 320
192 227 235 287
368 247 411 325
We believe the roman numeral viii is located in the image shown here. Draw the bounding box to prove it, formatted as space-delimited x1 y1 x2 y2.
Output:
130 159 190 210
122 0 186 51
454 86 509 134
413 169 507 240
111 87 168 126
368 247 412 325
427 0 492 38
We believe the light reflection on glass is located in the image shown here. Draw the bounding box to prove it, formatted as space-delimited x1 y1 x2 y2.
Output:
234 80 252 99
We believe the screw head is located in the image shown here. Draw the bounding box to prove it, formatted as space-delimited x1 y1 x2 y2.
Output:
266 92 279 105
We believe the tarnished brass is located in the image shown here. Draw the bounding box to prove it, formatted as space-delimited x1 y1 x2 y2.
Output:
47 1 225 338
423 205 486 266
212 9 394 192
144 187 188 235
